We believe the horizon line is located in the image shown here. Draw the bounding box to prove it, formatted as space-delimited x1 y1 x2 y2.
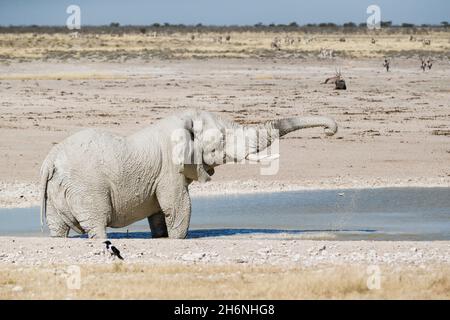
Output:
1 21 448 28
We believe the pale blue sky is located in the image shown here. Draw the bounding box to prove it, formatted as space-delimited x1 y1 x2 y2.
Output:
0 0 448 26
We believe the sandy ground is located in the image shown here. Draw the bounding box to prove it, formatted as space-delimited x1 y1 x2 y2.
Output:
0 236 449 299
0 58 449 207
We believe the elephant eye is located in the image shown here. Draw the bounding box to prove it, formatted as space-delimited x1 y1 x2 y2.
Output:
211 148 216 153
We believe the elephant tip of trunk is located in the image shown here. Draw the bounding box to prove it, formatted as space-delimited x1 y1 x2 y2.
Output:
325 127 338 136
324 118 338 136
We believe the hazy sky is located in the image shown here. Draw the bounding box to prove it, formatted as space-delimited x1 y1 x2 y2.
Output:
0 0 448 26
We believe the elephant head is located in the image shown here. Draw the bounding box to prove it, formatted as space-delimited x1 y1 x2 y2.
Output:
172 110 338 182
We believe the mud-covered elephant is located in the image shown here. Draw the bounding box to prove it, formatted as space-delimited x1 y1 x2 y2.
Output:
40 110 337 238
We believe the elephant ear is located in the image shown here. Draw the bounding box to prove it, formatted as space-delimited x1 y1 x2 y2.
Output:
175 117 211 183
193 120 212 183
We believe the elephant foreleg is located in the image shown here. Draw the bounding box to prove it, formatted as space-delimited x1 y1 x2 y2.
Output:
148 212 168 238
156 185 191 239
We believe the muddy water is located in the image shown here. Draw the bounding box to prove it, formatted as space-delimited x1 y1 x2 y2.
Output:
0 188 449 240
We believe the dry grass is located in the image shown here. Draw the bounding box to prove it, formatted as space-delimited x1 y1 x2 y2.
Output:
1 30 449 61
1 263 449 299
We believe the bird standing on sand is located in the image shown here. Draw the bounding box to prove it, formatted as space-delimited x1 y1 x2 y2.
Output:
103 241 124 260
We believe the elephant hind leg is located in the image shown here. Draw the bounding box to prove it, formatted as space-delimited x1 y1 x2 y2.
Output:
65 191 110 239
75 206 108 239
46 202 70 237
148 212 168 238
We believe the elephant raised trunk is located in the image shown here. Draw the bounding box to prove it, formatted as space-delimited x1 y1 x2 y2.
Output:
266 116 338 137
230 116 338 160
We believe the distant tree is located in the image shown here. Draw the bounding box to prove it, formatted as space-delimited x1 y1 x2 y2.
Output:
401 23 415 28
421 24 430 27
380 21 392 27
196 23 203 27
358 22 366 28
319 22 336 28
163 22 170 27
441 21 449 27
254 22 263 27
289 22 299 27
152 23 161 27
306 23 317 27
268 23 276 27
343 22 357 28
109 22 120 27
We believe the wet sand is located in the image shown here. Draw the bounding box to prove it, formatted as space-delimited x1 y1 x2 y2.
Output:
1 236 449 266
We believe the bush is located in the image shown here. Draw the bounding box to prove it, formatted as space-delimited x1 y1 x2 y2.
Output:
318 23 337 28
343 22 357 28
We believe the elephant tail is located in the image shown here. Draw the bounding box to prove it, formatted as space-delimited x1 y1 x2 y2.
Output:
39 155 55 232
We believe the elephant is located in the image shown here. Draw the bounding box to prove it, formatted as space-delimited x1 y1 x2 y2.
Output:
40 110 337 239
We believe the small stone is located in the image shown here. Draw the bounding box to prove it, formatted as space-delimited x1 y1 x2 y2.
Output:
12 286 23 292
181 252 206 262
235 258 248 264
257 247 272 255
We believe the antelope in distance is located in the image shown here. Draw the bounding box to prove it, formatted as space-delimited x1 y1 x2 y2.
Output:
421 58 427 71
421 58 433 71
271 37 281 50
383 58 390 72
323 68 347 90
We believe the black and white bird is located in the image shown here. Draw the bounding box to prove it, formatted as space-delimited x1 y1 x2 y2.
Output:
103 240 124 260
